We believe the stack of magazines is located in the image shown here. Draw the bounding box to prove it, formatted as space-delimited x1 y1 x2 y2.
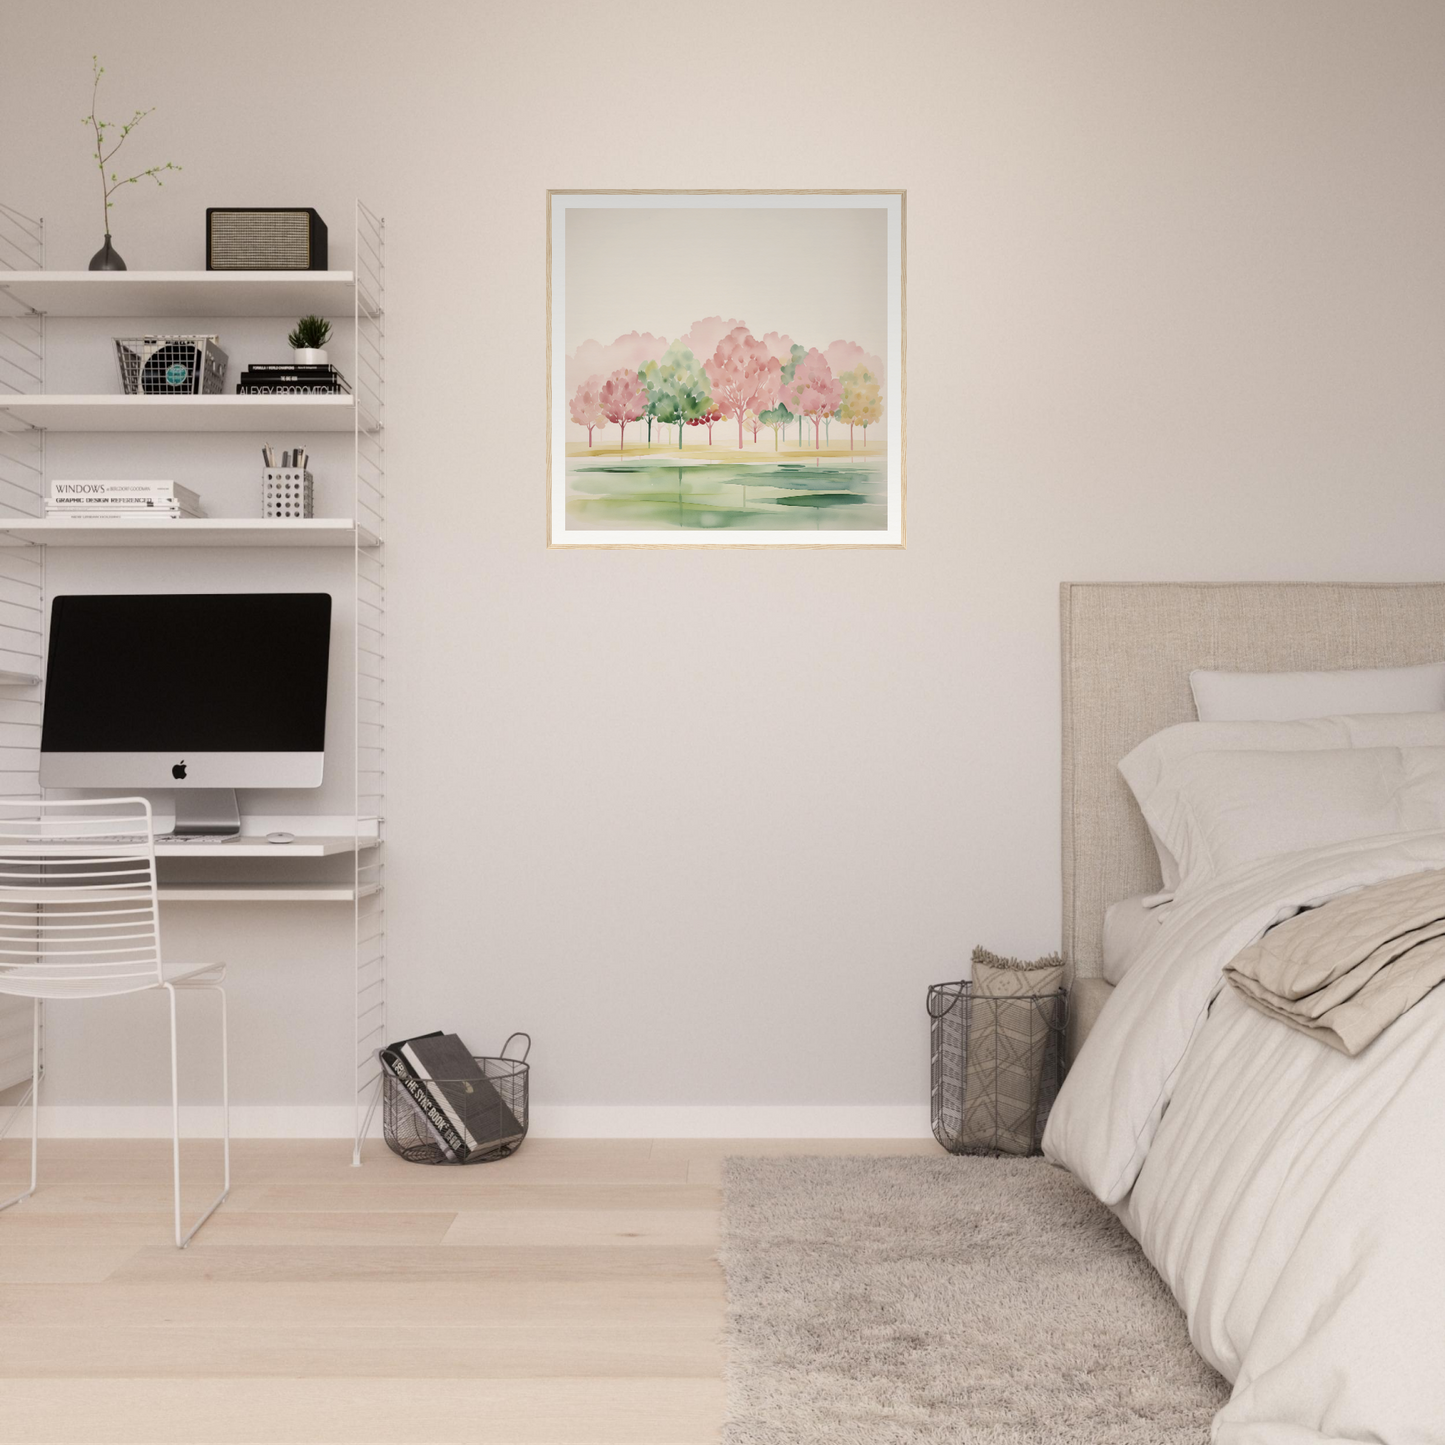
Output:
48 480 205 519
236 363 351 395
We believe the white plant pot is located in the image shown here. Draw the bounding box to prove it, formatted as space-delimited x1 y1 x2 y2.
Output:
293 348 328 365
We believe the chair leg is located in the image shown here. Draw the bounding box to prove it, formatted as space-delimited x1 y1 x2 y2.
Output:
0 999 40 1214
164 981 230 1249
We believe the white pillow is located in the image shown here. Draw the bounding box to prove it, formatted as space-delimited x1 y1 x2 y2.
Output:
1119 712 1445 893
1102 894 1166 985
1133 746 1445 899
1190 661 1445 722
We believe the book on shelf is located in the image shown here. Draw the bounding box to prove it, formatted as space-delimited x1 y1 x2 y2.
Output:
47 502 205 519
237 385 351 396
51 480 204 512
47 499 204 513
381 1031 525 1162
243 363 348 375
237 380 351 395
237 363 350 395
45 509 203 520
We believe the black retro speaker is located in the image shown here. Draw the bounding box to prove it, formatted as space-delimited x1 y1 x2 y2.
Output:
206 208 328 270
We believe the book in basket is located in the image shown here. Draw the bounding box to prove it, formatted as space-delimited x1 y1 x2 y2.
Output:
381 1031 525 1161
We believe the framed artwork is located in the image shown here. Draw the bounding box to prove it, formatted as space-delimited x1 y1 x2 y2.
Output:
548 191 905 548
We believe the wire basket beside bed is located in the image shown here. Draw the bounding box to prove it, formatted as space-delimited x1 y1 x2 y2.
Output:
928 980 1066 1157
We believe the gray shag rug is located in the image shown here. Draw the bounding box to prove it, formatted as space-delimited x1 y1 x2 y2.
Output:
719 1155 1230 1444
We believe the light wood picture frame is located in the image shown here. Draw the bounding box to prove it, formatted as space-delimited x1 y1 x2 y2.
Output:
547 191 906 548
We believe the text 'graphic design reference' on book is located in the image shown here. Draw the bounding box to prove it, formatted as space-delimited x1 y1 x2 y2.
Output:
48 480 205 519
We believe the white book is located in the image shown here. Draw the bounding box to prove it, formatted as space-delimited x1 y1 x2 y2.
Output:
48 495 203 510
51 480 202 508
52 480 181 491
47 510 203 519
49 495 204 513
45 506 202 520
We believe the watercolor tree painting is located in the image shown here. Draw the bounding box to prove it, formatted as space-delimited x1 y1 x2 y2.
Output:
779 349 844 451
837 366 880 449
598 368 648 453
549 192 904 547
569 376 607 448
643 342 712 447
703 326 782 450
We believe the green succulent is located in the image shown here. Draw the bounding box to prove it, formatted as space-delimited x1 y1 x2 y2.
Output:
287 315 331 350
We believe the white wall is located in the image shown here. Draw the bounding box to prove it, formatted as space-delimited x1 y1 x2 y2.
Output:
3 0 1443 1134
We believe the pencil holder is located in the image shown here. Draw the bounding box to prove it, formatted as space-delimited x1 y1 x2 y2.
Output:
263 468 314 519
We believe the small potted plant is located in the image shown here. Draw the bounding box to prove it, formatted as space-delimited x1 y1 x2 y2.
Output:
288 315 332 365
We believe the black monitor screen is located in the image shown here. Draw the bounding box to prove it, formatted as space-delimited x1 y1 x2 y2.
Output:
42 593 332 753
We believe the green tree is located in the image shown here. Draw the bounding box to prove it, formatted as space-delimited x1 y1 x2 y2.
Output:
644 342 711 447
638 359 662 446
778 344 806 446
759 401 792 450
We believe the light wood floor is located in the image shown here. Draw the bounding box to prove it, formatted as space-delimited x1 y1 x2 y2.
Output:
0 1136 937 1444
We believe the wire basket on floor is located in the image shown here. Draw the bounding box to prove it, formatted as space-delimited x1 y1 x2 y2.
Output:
928 981 1065 1157
382 1033 530 1165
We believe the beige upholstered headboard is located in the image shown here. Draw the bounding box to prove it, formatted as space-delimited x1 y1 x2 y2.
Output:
1061 582 1445 980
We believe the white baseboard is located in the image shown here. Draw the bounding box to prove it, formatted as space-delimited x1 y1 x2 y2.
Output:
25 1106 371 1139
528 1106 933 1138
13 1103 932 1140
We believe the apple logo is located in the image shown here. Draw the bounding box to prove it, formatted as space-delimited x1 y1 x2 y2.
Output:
172 761 187 780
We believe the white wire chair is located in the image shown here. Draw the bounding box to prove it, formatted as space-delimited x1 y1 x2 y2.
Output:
0 797 228 1247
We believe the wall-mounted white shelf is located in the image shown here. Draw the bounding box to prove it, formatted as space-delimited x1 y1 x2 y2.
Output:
0 517 378 549
0 199 386 1165
0 270 361 318
0 394 359 433
157 882 379 903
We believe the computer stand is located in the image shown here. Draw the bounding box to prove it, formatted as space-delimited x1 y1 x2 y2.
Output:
170 789 241 839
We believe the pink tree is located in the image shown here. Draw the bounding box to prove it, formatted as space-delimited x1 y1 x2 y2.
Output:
599 368 648 453
687 402 723 445
569 376 607 448
703 326 782 449
779 348 842 451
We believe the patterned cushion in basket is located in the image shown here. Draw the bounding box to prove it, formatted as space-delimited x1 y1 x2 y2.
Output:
958 947 1065 1156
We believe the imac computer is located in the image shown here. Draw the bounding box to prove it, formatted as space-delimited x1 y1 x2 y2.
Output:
40 593 332 837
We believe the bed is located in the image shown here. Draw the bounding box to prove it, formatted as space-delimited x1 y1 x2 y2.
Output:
1046 581 1445 1444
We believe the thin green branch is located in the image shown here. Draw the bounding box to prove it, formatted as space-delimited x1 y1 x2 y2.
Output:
83 56 179 235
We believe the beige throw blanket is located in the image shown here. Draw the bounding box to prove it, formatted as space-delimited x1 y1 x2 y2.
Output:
1225 867 1445 1054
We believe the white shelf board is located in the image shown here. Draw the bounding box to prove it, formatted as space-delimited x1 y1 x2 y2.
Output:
157 882 376 903
153 835 359 859
0 394 358 433
0 270 360 318
0 669 39 686
0 517 377 548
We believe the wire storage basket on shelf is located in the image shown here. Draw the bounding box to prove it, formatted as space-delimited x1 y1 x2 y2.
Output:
382 1033 529 1165
928 981 1066 1157
114 335 228 395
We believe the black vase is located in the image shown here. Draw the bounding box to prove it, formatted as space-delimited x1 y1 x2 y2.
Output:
88 234 126 271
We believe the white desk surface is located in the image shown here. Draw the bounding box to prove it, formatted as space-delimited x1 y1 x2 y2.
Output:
154 835 368 858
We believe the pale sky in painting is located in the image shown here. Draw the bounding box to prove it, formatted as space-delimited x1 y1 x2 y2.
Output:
564 206 887 365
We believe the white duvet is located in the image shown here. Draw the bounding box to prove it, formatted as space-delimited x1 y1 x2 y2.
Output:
1044 831 1445 1445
